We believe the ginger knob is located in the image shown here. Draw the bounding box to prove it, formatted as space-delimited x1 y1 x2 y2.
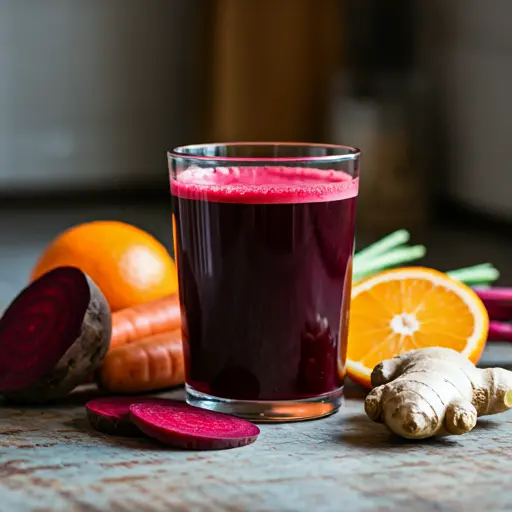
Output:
364 347 512 439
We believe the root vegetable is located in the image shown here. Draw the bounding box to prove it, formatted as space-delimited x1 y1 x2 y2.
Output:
98 331 184 393
0 266 111 404
365 347 512 439
129 402 260 450
86 396 180 436
111 295 181 349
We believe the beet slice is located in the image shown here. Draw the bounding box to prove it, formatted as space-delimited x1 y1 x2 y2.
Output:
86 396 180 436
129 402 260 450
0 266 111 403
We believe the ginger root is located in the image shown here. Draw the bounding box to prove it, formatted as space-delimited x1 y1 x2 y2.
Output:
364 347 512 439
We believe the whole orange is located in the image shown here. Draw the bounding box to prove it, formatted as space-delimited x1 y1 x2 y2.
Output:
31 221 178 311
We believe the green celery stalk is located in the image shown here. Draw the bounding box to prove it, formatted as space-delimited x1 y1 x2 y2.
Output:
447 264 499 284
353 229 410 266
352 232 500 287
353 245 426 281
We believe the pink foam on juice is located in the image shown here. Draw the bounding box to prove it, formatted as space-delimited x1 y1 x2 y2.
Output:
171 166 358 204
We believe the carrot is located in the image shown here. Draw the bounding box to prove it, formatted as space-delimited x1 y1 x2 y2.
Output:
110 294 181 349
98 330 184 394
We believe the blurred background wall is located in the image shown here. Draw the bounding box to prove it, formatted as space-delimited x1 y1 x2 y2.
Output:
0 0 511 234
0 0 205 193
421 0 512 221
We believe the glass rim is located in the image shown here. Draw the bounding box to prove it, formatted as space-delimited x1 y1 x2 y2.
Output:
168 141 361 163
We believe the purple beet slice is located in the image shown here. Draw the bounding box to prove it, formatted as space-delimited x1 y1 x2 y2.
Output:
0 266 111 404
86 396 181 436
129 402 261 450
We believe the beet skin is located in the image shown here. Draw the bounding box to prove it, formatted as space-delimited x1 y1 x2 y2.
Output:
0 266 111 404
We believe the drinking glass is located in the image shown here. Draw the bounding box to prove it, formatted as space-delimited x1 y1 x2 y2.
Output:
169 142 360 421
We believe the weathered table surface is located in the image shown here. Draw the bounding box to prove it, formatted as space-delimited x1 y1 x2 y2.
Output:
1 377 511 512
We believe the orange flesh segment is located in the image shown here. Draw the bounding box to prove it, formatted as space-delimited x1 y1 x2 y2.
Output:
346 268 488 386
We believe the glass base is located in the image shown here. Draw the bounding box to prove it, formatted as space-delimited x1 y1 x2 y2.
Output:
185 384 343 422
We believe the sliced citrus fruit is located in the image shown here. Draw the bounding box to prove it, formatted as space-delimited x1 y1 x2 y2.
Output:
346 267 489 388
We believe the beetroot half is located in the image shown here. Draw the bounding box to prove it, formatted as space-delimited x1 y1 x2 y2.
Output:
86 397 181 436
129 402 261 450
0 266 111 404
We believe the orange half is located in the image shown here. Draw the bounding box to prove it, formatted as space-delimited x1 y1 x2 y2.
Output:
346 267 489 388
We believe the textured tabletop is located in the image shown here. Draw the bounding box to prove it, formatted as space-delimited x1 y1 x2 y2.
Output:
1 384 511 512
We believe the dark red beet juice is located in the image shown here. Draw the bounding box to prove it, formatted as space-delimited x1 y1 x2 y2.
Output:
171 166 358 403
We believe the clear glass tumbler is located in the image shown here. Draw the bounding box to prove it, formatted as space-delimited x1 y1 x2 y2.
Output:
169 142 360 421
